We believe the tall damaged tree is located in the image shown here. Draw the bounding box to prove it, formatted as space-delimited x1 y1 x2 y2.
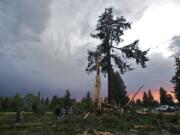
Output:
86 8 149 103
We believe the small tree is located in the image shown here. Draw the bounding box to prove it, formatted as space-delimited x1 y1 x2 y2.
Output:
63 90 74 114
54 105 62 121
171 57 180 103
24 94 35 111
41 98 44 105
86 91 91 102
147 90 158 107
86 8 149 103
45 97 50 108
1 97 10 110
136 99 143 106
142 91 159 107
0 97 2 111
50 95 58 110
11 94 23 122
80 91 97 113
82 91 91 102
32 97 40 114
160 87 174 105
142 92 148 107
111 71 129 107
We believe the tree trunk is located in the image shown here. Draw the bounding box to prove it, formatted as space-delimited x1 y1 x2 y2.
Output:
107 45 112 103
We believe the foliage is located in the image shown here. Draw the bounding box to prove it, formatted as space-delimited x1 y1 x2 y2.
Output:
159 87 174 105
142 90 159 107
137 130 150 135
86 7 149 103
11 94 24 112
168 124 180 134
111 71 129 107
75 91 97 113
142 92 148 107
49 95 58 110
45 98 50 107
171 57 180 103
63 89 75 114
81 91 91 103
136 99 143 106
31 96 41 114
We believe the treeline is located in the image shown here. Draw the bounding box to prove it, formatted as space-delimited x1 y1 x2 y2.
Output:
0 90 72 113
0 90 96 114
0 87 176 113
135 87 175 108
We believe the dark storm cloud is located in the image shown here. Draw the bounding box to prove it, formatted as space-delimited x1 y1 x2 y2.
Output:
0 0 53 95
0 0 52 61
169 35 180 57
0 0 51 43
0 0 178 98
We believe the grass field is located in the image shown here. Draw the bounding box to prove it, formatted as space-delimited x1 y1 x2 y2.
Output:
0 111 180 135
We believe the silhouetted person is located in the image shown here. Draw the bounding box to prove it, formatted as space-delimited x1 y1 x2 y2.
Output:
54 106 62 120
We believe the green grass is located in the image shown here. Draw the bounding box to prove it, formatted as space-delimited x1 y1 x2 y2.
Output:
0 111 180 135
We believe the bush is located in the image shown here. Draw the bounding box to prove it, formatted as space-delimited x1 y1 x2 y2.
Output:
169 114 179 124
169 124 180 134
137 130 150 135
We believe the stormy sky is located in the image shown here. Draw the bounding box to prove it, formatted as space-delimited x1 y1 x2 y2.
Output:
0 0 180 98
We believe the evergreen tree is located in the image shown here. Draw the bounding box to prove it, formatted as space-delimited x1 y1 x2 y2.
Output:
147 90 155 106
49 95 58 110
80 91 96 113
171 57 180 103
160 87 166 105
41 98 44 105
63 90 73 114
148 90 159 107
0 97 2 111
111 71 129 107
159 87 174 105
2 97 10 110
142 92 148 107
38 91 41 101
45 97 50 106
11 94 24 122
32 96 41 114
166 94 174 106
82 91 91 102
136 99 142 106
86 8 149 103
86 91 91 102
24 94 36 111
11 94 23 112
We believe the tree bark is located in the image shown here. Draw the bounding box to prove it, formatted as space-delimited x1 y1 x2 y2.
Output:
107 42 112 103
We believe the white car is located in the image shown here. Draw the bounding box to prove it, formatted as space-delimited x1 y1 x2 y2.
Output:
154 105 175 112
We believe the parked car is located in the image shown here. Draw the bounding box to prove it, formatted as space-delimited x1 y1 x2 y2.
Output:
175 106 180 111
154 105 175 112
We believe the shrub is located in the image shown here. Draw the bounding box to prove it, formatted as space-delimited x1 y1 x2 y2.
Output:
168 124 180 134
137 130 150 135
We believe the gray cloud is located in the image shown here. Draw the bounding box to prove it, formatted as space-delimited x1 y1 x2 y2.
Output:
0 0 54 95
0 0 178 98
169 35 180 57
123 53 174 92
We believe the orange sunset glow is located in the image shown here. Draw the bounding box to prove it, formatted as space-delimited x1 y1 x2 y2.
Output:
128 89 175 102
